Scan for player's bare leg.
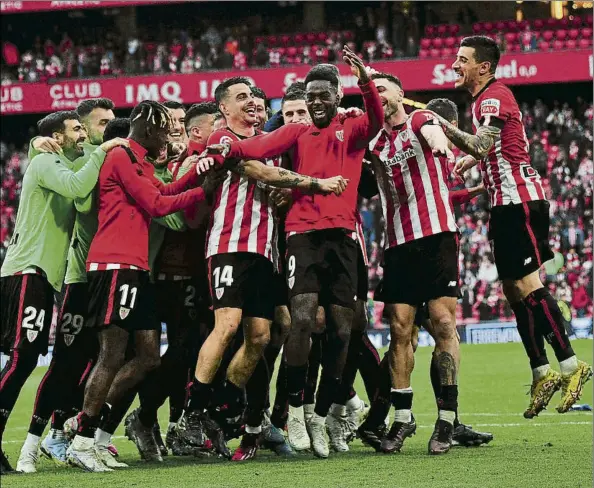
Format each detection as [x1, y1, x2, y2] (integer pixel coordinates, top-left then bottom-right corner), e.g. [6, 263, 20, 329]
[285, 293, 319, 452]
[427, 297, 458, 455]
[67, 327, 129, 472]
[381, 303, 417, 454]
[505, 271, 592, 417]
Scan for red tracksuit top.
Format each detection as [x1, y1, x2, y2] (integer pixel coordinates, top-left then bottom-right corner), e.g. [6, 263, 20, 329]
[87, 138, 205, 270]
[225, 80, 383, 234]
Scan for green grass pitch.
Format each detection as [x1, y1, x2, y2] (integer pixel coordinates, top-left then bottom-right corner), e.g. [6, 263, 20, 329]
[2, 341, 592, 488]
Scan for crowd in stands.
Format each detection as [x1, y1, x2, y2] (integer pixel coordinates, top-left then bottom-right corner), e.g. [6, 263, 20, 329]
[1, 97, 592, 326]
[2, 3, 593, 84]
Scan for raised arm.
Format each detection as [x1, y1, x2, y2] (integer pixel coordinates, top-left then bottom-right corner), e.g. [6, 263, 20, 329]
[225, 123, 307, 161]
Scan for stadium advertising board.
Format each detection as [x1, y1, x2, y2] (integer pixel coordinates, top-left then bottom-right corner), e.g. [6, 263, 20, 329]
[2, 50, 592, 115]
[0, 1, 188, 13]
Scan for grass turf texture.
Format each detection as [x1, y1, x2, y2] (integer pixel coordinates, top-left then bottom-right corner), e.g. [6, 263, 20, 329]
[2, 341, 592, 488]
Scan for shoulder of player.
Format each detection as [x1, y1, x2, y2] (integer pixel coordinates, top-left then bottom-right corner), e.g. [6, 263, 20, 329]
[207, 128, 239, 145]
[28, 152, 63, 171]
[480, 80, 517, 106]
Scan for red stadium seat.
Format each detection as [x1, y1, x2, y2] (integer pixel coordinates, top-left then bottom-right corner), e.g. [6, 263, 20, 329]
[432, 37, 444, 49]
[581, 27, 592, 39]
[440, 47, 453, 57]
[449, 24, 460, 36]
[552, 39, 564, 50]
[425, 25, 436, 37]
[541, 30, 554, 42]
[280, 34, 291, 46]
[532, 19, 545, 30]
[277, 47, 286, 56]
[317, 32, 328, 43]
[444, 36, 456, 48]
[343, 31, 355, 41]
[419, 49, 429, 59]
[559, 17, 570, 28]
[518, 20, 529, 31]
[483, 22, 494, 32]
[571, 16, 582, 27]
[472, 22, 483, 34]
[556, 29, 568, 41]
[578, 38, 590, 49]
[266, 35, 278, 46]
[568, 28, 580, 40]
[507, 20, 519, 31]
[495, 21, 506, 32]
[294, 33, 305, 45]
[420, 38, 432, 49]
[437, 24, 448, 36]
[538, 41, 550, 51]
[254, 36, 264, 45]
[587, 14, 593, 26]
[565, 39, 577, 50]
[287, 46, 297, 56]
[429, 48, 441, 58]
[545, 18, 558, 28]
[505, 32, 518, 43]
[305, 32, 317, 44]
[508, 43, 521, 52]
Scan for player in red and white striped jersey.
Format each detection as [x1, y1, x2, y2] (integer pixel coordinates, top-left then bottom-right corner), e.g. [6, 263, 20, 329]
[365, 72, 461, 455]
[442, 35, 591, 418]
[185, 77, 346, 461]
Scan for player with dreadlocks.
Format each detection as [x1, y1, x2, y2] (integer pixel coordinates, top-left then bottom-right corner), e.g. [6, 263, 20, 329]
[66, 100, 221, 472]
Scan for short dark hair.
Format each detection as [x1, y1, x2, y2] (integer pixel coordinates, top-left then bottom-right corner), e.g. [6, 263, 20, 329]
[214, 76, 252, 103]
[185, 102, 219, 130]
[103, 118, 130, 142]
[282, 89, 306, 106]
[76, 98, 115, 119]
[426, 98, 459, 124]
[130, 100, 173, 130]
[251, 86, 267, 101]
[37, 111, 80, 137]
[286, 81, 306, 94]
[370, 72, 403, 89]
[460, 36, 500, 73]
[304, 65, 339, 89]
[162, 101, 186, 111]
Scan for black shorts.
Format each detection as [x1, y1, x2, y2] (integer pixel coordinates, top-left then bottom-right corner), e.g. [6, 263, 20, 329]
[155, 277, 210, 346]
[0, 274, 54, 355]
[273, 272, 289, 308]
[208, 252, 275, 320]
[488, 200, 554, 281]
[286, 229, 358, 309]
[356, 246, 368, 302]
[53, 282, 98, 359]
[87, 269, 159, 331]
[381, 232, 460, 306]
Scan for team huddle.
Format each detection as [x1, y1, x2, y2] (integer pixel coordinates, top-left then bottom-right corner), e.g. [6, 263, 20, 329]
[0, 38, 591, 474]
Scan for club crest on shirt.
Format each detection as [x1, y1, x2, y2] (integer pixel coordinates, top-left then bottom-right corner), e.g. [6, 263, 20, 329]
[64, 334, 75, 347]
[216, 287, 224, 300]
[399, 130, 409, 142]
[336, 130, 344, 142]
[27, 330, 38, 342]
[288, 276, 295, 289]
[219, 136, 234, 146]
[119, 306, 130, 320]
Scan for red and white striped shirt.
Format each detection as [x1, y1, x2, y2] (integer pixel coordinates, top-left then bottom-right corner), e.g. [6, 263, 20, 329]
[471, 79, 545, 207]
[368, 110, 457, 249]
[206, 128, 280, 262]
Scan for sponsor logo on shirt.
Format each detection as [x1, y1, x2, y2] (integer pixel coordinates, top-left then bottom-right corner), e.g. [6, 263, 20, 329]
[385, 147, 416, 166]
[119, 306, 130, 320]
[520, 165, 538, 179]
[448, 281, 457, 287]
[524, 257, 532, 265]
[336, 130, 344, 142]
[480, 98, 501, 117]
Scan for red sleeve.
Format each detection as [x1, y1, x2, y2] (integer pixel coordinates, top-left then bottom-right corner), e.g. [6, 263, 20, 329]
[155, 166, 199, 195]
[449, 188, 473, 205]
[347, 80, 383, 150]
[410, 109, 440, 133]
[226, 124, 307, 160]
[113, 157, 205, 218]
